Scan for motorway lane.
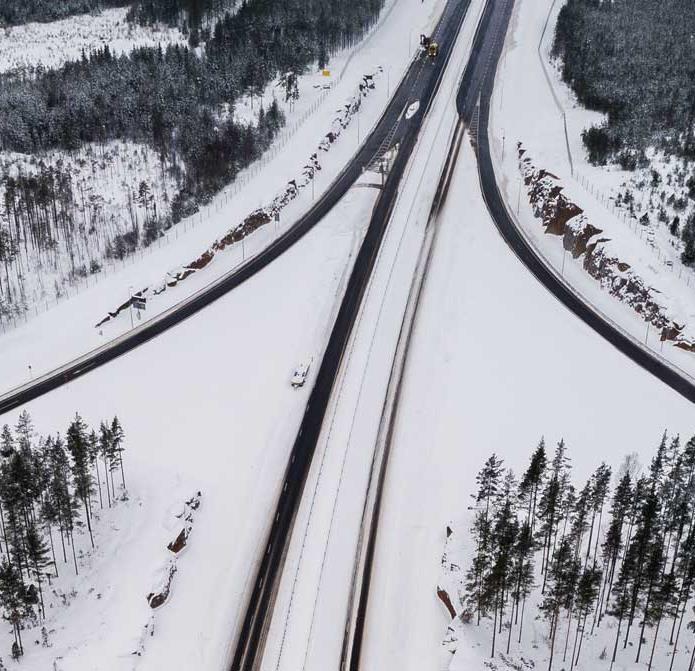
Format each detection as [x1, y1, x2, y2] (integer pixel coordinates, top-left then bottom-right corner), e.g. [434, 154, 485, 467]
[0, 4, 450, 418]
[227, 2, 473, 670]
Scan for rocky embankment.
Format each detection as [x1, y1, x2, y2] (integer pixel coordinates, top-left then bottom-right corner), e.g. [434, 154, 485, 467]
[519, 145, 695, 352]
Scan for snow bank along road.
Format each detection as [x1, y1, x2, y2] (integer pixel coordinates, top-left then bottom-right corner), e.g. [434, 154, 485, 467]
[227, 4, 474, 670]
[474, 2, 695, 404]
[0, 1, 449, 418]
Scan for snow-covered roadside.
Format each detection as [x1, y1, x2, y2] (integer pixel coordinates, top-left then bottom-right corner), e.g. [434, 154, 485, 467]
[0, 0, 445, 394]
[0, 7, 186, 76]
[260, 1, 486, 667]
[358, 137, 695, 671]
[490, 0, 695, 379]
[0, 181, 376, 670]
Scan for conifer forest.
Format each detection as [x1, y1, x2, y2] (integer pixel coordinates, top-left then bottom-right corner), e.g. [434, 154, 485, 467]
[464, 433, 695, 671]
[0, 411, 126, 661]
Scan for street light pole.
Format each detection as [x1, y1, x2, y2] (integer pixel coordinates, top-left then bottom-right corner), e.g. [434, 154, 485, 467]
[128, 286, 134, 329]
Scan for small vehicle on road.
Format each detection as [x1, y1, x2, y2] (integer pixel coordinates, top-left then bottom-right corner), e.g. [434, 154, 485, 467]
[419, 34, 439, 59]
[291, 359, 312, 388]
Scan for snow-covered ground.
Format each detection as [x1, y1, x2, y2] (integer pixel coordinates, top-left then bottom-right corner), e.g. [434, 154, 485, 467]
[0, 7, 186, 76]
[0, 140, 180, 312]
[0, 0, 442, 393]
[490, 0, 695, 379]
[358, 137, 695, 671]
[0, 179, 375, 670]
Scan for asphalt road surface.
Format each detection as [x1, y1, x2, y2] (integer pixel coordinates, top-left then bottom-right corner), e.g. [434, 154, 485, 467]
[227, 1, 473, 669]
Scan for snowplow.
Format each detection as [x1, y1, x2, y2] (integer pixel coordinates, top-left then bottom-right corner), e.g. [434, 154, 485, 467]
[419, 34, 439, 59]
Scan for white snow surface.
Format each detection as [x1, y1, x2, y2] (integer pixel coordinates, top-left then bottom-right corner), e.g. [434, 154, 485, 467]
[358, 139, 695, 671]
[0, 183, 375, 670]
[0, 7, 186, 76]
[490, 0, 695, 379]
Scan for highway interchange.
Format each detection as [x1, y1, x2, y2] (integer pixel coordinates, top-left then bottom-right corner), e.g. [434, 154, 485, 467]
[1, 0, 694, 669]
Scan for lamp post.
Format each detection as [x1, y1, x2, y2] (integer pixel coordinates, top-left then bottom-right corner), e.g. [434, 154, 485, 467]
[128, 286, 134, 329]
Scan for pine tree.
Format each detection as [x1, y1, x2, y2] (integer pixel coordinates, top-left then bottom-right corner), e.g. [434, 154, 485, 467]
[537, 440, 571, 590]
[518, 439, 547, 533]
[48, 435, 79, 575]
[484, 469, 518, 658]
[540, 536, 580, 671]
[596, 471, 632, 628]
[623, 489, 662, 652]
[668, 521, 695, 671]
[571, 564, 602, 666]
[24, 522, 50, 619]
[67, 414, 94, 548]
[110, 416, 126, 491]
[585, 463, 611, 569]
[88, 430, 103, 510]
[0, 559, 25, 657]
[509, 520, 535, 651]
[99, 422, 113, 508]
[0, 426, 13, 458]
[646, 570, 677, 670]
[467, 455, 503, 624]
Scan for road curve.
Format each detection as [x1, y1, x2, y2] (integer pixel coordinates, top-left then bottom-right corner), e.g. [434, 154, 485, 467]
[0, 4, 452, 418]
[475, 3, 695, 404]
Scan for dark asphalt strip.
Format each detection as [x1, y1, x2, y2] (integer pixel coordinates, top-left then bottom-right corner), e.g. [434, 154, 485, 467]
[228, 2, 473, 669]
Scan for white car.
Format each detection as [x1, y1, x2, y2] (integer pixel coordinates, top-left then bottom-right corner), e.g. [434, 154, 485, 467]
[291, 359, 312, 388]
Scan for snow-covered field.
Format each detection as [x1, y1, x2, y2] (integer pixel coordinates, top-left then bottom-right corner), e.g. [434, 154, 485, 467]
[359, 139, 695, 671]
[0, 179, 375, 670]
[490, 0, 695, 379]
[0, 7, 186, 76]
